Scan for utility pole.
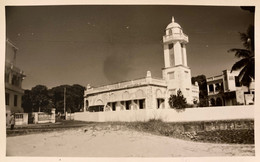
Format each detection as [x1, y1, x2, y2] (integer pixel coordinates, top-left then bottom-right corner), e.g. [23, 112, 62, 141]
[64, 87, 66, 119]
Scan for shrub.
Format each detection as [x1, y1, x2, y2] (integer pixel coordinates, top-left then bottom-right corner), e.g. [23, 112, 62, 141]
[168, 89, 188, 109]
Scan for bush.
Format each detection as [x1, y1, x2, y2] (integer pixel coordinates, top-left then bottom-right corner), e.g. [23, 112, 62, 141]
[168, 89, 188, 109]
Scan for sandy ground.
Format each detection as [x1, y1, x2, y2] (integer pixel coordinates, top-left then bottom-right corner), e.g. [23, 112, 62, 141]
[6, 126, 255, 157]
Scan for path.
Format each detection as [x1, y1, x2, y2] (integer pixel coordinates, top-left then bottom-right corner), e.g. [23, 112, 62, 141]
[6, 126, 255, 157]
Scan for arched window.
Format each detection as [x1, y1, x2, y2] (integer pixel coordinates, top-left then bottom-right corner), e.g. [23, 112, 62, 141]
[210, 98, 216, 106]
[216, 97, 223, 106]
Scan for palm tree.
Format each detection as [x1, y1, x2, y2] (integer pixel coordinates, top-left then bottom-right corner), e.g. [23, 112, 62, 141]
[228, 25, 254, 87]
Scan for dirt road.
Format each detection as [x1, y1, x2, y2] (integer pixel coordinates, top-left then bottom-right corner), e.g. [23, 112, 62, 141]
[6, 126, 255, 157]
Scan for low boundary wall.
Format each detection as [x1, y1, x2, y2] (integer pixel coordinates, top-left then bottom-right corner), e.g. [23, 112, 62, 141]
[74, 105, 254, 122]
[14, 113, 28, 125]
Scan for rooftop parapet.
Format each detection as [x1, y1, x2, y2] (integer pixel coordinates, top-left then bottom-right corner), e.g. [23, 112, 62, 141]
[206, 74, 223, 82]
[85, 77, 166, 96]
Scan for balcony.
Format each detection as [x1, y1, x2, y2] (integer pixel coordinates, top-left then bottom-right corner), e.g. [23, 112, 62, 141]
[163, 33, 189, 43]
[5, 61, 25, 76]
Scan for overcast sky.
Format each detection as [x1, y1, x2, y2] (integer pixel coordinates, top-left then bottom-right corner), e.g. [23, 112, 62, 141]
[5, 5, 254, 90]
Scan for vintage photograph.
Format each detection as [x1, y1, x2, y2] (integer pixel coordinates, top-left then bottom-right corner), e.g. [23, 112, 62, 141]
[4, 5, 255, 157]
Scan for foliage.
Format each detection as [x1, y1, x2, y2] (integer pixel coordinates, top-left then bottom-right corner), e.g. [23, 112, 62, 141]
[228, 25, 254, 87]
[127, 119, 182, 138]
[191, 75, 209, 107]
[49, 84, 86, 113]
[168, 89, 187, 109]
[195, 129, 254, 144]
[127, 119, 254, 144]
[22, 90, 33, 113]
[22, 84, 85, 113]
[30, 85, 51, 112]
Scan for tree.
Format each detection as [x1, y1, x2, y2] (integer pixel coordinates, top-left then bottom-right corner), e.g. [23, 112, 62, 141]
[168, 89, 187, 109]
[191, 75, 209, 107]
[228, 25, 254, 87]
[22, 89, 33, 113]
[30, 85, 51, 112]
[49, 84, 86, 113]
[71, 84, 86, 112]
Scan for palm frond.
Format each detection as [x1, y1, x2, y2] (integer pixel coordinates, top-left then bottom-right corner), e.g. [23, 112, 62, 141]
[228, 48, 251, 58]
[239, 33, 250, 49]
[237, 65, 247, 82]
[231, 58, 248, 72]
[246, 59, 255, 79]
[237, 62, 254, 86]
[239, 33, 249, 49]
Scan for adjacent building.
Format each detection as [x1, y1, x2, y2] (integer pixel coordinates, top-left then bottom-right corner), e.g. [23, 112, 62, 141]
[84, 17, 199, 112]
[5, 39, 26, 121]
[207, 70, 254, 106]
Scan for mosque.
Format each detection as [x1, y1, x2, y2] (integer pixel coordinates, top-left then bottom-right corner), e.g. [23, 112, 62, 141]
[84, 17, 200, 112]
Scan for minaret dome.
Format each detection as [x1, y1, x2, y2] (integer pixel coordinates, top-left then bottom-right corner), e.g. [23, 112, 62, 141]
[165, 16, 183, 35]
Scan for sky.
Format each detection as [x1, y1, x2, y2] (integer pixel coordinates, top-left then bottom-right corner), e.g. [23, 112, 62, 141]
[5, 5, 254, 90]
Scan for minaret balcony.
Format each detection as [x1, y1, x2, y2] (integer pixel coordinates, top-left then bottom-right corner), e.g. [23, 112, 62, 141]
[163, 33, 189, 43]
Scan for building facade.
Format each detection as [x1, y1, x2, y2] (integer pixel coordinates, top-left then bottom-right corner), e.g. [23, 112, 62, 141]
[5, 39, 26, 120]
[207, 70, 254, 106]
[84, 17, 199, 112]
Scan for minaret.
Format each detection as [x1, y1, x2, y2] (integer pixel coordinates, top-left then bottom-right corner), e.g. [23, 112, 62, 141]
[162, 17, 193, 105]
[163, 16, 188, 68]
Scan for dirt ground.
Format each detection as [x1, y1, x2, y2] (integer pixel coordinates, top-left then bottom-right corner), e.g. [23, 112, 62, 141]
[6, 126, 255, 157]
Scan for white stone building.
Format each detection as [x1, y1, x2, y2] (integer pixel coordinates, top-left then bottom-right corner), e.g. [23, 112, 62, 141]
[5, 39, 26, 123]
[84, 17, 199, 112]
[207, 70, 254, 106]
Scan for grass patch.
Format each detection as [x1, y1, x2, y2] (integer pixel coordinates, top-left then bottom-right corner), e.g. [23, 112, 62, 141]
[126, 119, 188, 139]
[125, 119, 254, 144]
[195, 129, 254, 144]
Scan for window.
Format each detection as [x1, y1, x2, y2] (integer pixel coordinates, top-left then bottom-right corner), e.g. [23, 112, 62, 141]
[157, 98, 165, 109]
[215, 83, 220, 91]
[210, 98, 216, 106]
[11, 74, 20, 86]
[139, 99, 145, 109]
[12, 74, 16, 85]
[168, 43, 173, 49]
[112, 102, 116, 111]
[209, 84, 214, 92]
[14, 95, 18, 107]
[168, 29, 172, 35]
[5, 93, 9, 105]
[85, 100, 89, 111]
[125, 101, 131, 110]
